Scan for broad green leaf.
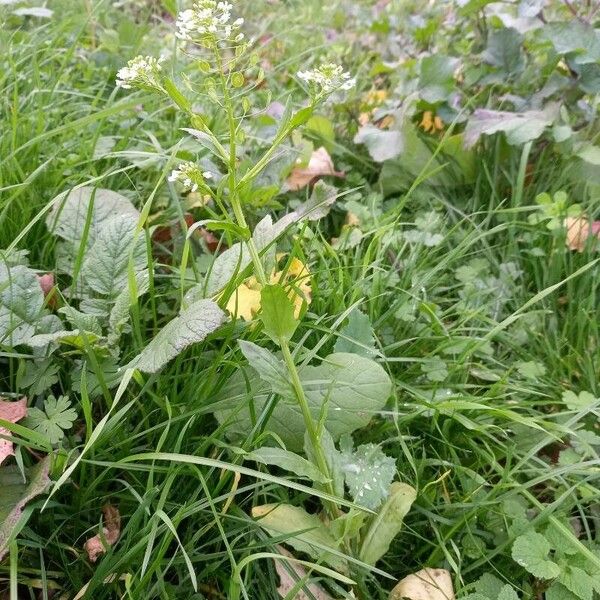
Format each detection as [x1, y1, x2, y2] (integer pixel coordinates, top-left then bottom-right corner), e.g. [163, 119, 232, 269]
[498, 585, 520, 600]
[474, 573, 507, 598]
[418, 55, 460, 103]
[294, 181, 338, 221]
[238, 340, 293, 397]
[251, 503, 343, 570]
[339, 440, 396, 510]
[0, 457, 50, 560]
[421, 356, 448, 382]
[130, 299, 225, 373]
[215, 352, 392, 451]
[558, 566, 595, 600]
[108, 270, 150, 344]
[516, 360, 546, 379]
[562, 390, 598, 410]
[546, 583, 583, 600]
[81, 216, 146, 298]
[359, 482, 416, 565]
[483, 27, 524, 75]
[543, 21, 600, 65]
[259, 284, 298, 343]
[247, 446, 330, 484]
[576, 145, 600, 166]
[25, 395, 76, 445]
[0, 263, 45, 347]
[464, 104, 559, 148]
[511, 530, 560, 579]
[46, 187, 139, 247]
[25, 330, 103, 349]
[334, 309, 376, 356]
[59, 306, 102, 335]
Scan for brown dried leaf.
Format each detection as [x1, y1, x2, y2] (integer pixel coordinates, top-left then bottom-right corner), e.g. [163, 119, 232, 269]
[565, 217, 600, 252]
[286, 147, 343, 192]
[0, 398, 27, 465]
[389, 568, 454, 600]
[84, 504, 121, 562]
[275, 546, 334, 600]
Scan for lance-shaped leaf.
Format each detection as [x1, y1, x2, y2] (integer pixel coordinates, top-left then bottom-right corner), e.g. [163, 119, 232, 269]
[247, 446, 330, 484]
[238, 340, 294, 398]
[0, 457, 51, 560]
[130, 299, 226, 373]
[359, 482, 417, 565]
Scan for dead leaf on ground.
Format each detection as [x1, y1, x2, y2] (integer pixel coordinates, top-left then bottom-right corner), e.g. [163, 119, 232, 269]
[274, 546, 334, 600]
[0, 397, 27, 465]
[84, 504, 121, 562]
[389, 568, 455, 600]
[286, 147, 343, 191]
[565, 217, 600, 252]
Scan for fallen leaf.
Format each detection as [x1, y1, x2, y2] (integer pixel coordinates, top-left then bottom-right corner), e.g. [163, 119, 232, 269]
[275, 545, 334, 599]
[0, 398, 27, 465]
[84, 504, 121, 562]
[389, 568, 454, 600]
[226, 280, 262, 321]
[286, 147, 343, 191]
[565, 217, 600, 252]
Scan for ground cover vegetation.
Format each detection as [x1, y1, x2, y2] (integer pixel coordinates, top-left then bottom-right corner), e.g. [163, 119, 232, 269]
[1, 0, 600, 598]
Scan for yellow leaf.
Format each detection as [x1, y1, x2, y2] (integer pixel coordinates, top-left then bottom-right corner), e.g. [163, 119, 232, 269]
[389, 568, 454, 600]
[226, 283, 262, 321]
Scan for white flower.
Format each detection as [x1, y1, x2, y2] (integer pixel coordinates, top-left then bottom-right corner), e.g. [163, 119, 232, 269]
[297, 63, 355, 98]
[116, 55, 163, 91]
[168, 162, 212, 192]
[175, 0, 244, 45]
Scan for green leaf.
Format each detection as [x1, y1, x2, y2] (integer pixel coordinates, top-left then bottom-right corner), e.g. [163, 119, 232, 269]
[354, 125, 403, 163]
[418, 55, 460, 103]
[483, 27, 524, 75]
[238, 340, 293, 397]
[334, 309, 376, 357]
[247, 446, 330, 484]
[81, 216, 146, 298]
[516, 360, 547, 379]
[474, 573, 507, 598]
[305, 427, 345, 497]
[546, 583, 583, 600]
[498, 585, 520, 600]
[559, 566, 595, 600]
[421, 356, 448, 382]
[294, 181, 338, 221]
[562, 391, 598, 411]
[576, 145, 600, 166]
[0, 263, 45, 347]
[251, 503, 343, 570]
[215, 352, 392, 451]
[130, 299, 225, 373]
[511, 530, 561, 579]
[465, 104, 559, 148]
[46, 187, 140, 248]
[359, 482, 417, 565]
[259, 284, 298, 343]
[59, 306, 102, 336]
[25, 395, 76, 445]
[339, 442, 396, 510]
[0, 457, 50, 560]
[108, 270, 150, 345]
[543, 21, 600, 65]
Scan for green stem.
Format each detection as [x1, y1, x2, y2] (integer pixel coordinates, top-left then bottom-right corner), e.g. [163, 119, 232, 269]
[280, 338, 340, 517]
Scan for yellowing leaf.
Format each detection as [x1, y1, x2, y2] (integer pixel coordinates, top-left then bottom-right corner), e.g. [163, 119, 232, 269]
[286, 147, 342, 191]
[226, 282, 262, 321]
[420, 111, 444, 134]
[0, 397, 27, 465]
[389, 568, 455, 600]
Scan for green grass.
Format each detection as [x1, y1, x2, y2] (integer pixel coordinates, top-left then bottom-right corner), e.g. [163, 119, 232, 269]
[1, 1, 599, 599]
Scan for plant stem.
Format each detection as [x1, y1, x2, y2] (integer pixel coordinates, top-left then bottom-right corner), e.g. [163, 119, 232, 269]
[280, 338, 340, 517]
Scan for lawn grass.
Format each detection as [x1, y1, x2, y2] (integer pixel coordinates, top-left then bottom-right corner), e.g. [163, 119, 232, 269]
[1, 1, 599, 599]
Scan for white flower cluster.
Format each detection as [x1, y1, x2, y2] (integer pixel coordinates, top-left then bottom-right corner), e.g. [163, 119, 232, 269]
[175, 1, 244, 45]
[297, 63, 355, 97]
[116, 55, 163, 90]
[168, 162, 212, 192]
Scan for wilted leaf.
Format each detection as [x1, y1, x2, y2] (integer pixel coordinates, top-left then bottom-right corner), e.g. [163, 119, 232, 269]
[0, 457, 50, 560]
[252, 503, 343, 570]
[130, 300, 226, 373]
[84, 504, 121, 562]
[564, 217, 600, 252]
[360, 482, 417, 566]
[274, 546, 334, 599]
[464, 104, 559, 148]
[286, 147, 343, 191]
[389, 568, 454, 600]
[0, 398, 27, 465]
